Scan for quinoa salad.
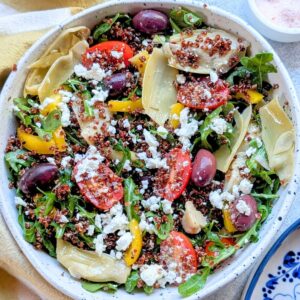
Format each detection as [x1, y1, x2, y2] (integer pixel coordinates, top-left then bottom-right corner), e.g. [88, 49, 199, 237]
[5, 7, 295, 297]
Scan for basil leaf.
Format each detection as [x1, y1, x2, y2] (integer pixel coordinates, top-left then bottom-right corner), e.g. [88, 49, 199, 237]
[124, 178, 142, 221]
[5, 149, 35, 173]
[81, 281, 118, 293]
[178, 267, 210, 297]
[154, 214, 173, 240]
[240, 52, 277, 88]
[42, 109, 61, 132]
[93, 13, 131, 40]
[125, 270, 139, 293]
[169, 7, 203, 31]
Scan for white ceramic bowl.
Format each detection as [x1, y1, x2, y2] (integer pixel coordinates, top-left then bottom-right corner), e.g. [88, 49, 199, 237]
[246, 0, 300, 43]
[0, 1, 299, 299]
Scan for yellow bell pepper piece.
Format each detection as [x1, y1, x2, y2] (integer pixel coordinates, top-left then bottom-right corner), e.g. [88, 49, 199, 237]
[108, 99, 143, 113]
[236, 90, 264, 104]
[129, 50, 149, 75]
[40, 94, 62, 116]
[223, 210, 236, 233]
[169, 103, 184, 128]
[18, 127, 67, 154]
[124, 219, 142, 266]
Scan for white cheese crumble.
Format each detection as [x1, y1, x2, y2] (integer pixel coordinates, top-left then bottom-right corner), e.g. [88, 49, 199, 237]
[245, 146, 257, 157]
[74, 146, 105, 182]
[89, 87, 109, 105]
[139, 213, 155, 234]
[61, 156, 72, 168]
[174, 108, 199, 150]
[111, 119, 118, 126]
[140, 264, 166, 287]
[142, 196, 161, 212]
[137, 124, 143, 131]
[95, 214, 102, 230]
[59, 215, 69, 223]
[107, 124, 116, 135]
[209, 70, 219, 83]
[161, 199, 173, 214]
[239, 178, 253, 194]
[39, 97, 55, 111]
[74, 63, 110, 81]
[58, 102, 71, 127]
[176, 74, 186, 84]
[209, 189, 235, 209]
[86, 225, 95, 236]
[210, 117, 228, 135]
[15, 196, 27, 207]
[143, 129, 159, 148]
[94, 234, 106, 255]
[139, 179, 149, 195]
[115, 232, 133, 251]
[236, 199, 251, 216]
[123, 119, 130, 128]
[157, 126, 168, 139]
[123, 159, 132, 171]
[46, 157, 56, 165]
[111, 51, 123, 59]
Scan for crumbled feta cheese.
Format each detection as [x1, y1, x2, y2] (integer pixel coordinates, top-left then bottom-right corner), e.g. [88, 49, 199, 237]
[143, 129, 159, 147]
[210, 70, 219, 83]
[210, 117, 228, 135]
[239, 178, 253, 194]
[174, 108, 199, 150]
[139, 180, 149, 195]
[236, 199, 251, 216]
[15, 196, 27, 207]
[95, 214, 102, 229]
[74, 63, 110, 81]
[142, 196, 161, 212]
[161, 199, 173, 214]
[209, 189, 235, 209]
[203, 89, 212, 99]
[111, 119, 118, 126]
[86, 225, 95, 236]
[245, 146, 257, 157]
[74, 153, 84, 162]
[123, 119, 130, 128]
[39, 97, 55, 111]
[58, 102, 71, 127]
[46, 157, 56, 165]
[58, 90, 73, 103]
[116, 232, 133, 251]
[107, 125, 116, 135]
[94, 234, 106, 255]
[89, 87, 109, 104]
[61, 156, 72, 168]
[139, 213, 155, 234]
[137, 124, 143, 131]
[59, 215, 69, 223]
[158, 270, 177, 288]
[137, 151, 168, 170]
[123, 160, 132, 171]
[157, 126, 168, 139]
[142, 39, 149, 46]
[140, 264, 166, 286]
[74, 146, 105, 181]
[176, 74, 186, 84]
[111, 51, 123, 59]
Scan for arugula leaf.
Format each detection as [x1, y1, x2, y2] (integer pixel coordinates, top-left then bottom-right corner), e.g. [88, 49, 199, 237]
[13, 97, 37, 127]
[93, 13, 131, 40]
[125, 270, 139, 293]
[5, 149, 35, 174]
[37, 190, 57, 216]
[65, 78, 87, 92]
[81, 281, 118, 293]
[124, 178, 142, 221]
[82, 91, 94, 117]
[42, 109, 61, 132]
[154, 214, 173, 240]
[240, 52, 277, 88]
[143, 285, 154, 295]
[169, 7, 203, 32]
[113, 140, 132, 175]
[51, 222, 66, 239]
[178, 267, 210, 297]
[35, 222, 56, 257]
[66, 194, 79, 218]
[226, 66, 251, 86]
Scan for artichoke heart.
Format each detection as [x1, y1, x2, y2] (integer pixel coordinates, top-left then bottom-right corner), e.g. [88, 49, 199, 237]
[163, 28, 249, 74]
[56, 239, 131, 284]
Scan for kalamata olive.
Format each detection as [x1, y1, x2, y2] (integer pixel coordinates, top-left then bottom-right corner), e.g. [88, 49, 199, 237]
[191, 149, 216, 187]
[18, 163, 58, 194]
[133, 10, 169, 34]
[229, 195, 258, 232]
[104, 72, 127, 96]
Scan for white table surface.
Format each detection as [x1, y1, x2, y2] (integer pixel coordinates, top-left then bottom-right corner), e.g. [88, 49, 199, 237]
[205, 0, 300, 299]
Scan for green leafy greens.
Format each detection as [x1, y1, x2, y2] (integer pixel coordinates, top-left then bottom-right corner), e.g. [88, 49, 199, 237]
[124, 178, 142, 221]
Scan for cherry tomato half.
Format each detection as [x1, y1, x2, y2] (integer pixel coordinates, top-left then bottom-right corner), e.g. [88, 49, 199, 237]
[177, 77, 230, 110]
[156, 148, 192, 201]
[73, 161, 123, 211]
[82, 41, 134, 68]
[159, 231, 198, 277]
[205, 237, 235, 257]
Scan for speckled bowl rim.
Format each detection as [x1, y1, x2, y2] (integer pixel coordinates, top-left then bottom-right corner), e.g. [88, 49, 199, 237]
[0, 0, 299, 299]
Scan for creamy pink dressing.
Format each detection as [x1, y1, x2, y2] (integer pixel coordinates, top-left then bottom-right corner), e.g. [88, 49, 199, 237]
[255, 0, 300, 28]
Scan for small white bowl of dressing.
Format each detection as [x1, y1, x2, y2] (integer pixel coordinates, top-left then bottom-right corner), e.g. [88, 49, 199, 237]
[247, 0, 300, 42]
